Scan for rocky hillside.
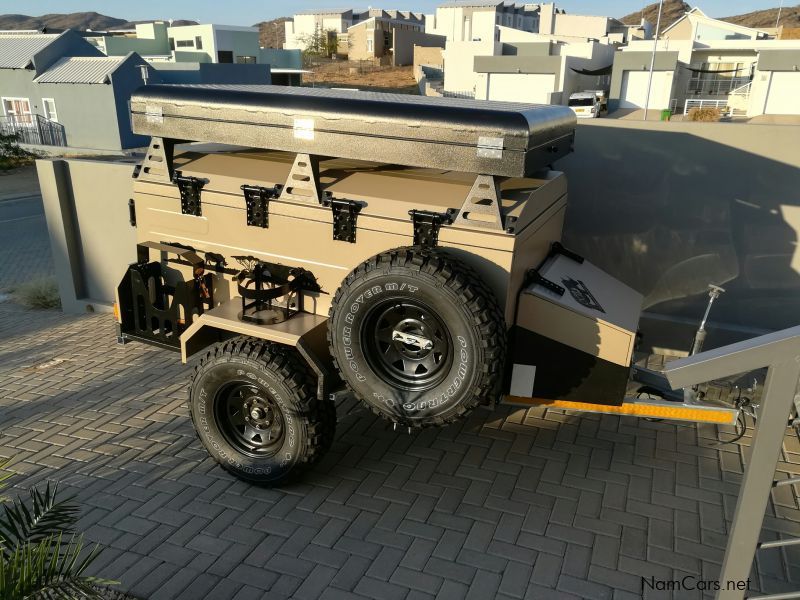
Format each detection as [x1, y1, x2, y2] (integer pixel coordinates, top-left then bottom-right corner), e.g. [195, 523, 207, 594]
[0, 12, 196, 31]
[620, 0, 691, 27]
[252, 17, 291, 49]
[722, 5, 800, 29]
[621, 1, 800, 30]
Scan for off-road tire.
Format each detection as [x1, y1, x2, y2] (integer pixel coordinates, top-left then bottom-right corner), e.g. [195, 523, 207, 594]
[189, 337, 335, 485]
[328, 247, 506, 427]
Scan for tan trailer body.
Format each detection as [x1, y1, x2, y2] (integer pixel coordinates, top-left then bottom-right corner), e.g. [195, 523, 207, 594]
[132, 148, 568, 325]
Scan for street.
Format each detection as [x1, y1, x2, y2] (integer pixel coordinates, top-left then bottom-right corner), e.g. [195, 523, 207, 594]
[0, 167, 53, 290]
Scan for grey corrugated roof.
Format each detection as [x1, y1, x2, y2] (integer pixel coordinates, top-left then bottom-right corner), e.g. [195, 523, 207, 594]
[0, 33, 59, 69]
[34, 56, 126, 84]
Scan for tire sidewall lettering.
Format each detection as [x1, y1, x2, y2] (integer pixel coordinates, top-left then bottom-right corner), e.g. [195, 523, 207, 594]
[335, 274, 481, 422]
[192, 361, 302, 480]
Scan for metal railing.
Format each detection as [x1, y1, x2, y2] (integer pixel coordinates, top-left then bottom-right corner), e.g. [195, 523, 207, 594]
[683, 98, 729, 115]
[729, 81, 752, 98]
[442, 89, 476, 99]
[0, 114, 66, 147]
[687, 76, 751, 97]
[664, 325, 800, 599]
[420, 65, 443, 81]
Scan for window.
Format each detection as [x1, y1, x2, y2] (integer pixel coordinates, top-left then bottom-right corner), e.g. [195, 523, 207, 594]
[366, 38, 374, 53]
[168, 37, 174, 50]
[235, 55, 256, 64]
[217, 50, 234, 63]
[176, 39, 194, 48]
[195, 36, 203, 49]
[41, 98, 58, 123]
[1, 97, 32, 124]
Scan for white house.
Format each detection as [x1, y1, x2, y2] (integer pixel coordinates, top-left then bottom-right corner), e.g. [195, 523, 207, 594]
[166, 24, 260, 64]
[284, 9, 355, 52]
[611, 8, 800, 117]
[474, 28, 615, 103]
[425, 1, 539, 43]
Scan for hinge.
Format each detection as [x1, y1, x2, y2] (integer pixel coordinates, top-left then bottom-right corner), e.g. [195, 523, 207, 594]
[128, 198, 136, 227]
[173, 171, 205, 217]
[323, 194, 361, 243]
[409, 209, 455, 247]
[241, 184, 282, 229]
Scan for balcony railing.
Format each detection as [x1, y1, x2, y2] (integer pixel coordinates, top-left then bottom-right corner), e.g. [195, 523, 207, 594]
[0, 114, 66, 147]
[687, 76, 751, 98]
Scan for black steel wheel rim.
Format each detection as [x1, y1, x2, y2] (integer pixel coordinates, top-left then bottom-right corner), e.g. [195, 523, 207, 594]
[215, 382, 285, 457]
[362, 298, 453, 391]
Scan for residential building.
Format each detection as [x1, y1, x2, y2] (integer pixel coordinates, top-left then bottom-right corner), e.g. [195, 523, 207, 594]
[86, 21, 172, 58]
[610, 8, 800, 117]
[284, 7, 426, 59]
[425, 1, 539, 43]
[167, 24, 261, 64]
[471, 28, 615, 103]
[284, 9, 355, 52]
[86, 20, 300, 78]
[662, 7, 768, 42]
[537, 4, 634, 44]
[0, 30, 272, 152]
[0, 31, 155, 150]
[347, 16, 444, 65]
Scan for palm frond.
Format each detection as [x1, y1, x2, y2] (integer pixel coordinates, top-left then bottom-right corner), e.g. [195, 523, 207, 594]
[0, 483, 79, 552]
[0, 533, 115, 600]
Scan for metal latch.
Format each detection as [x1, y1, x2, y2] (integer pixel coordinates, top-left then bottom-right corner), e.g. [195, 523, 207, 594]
[241, 184, 283, 229]
[128, 199, 136, 227]
[323, 195, 361, 243]
[409, 209, 454, 247]
[173, 171, 205, 217]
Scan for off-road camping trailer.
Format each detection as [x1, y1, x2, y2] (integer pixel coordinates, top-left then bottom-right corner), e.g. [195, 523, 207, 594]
[115, 84, 739, 485]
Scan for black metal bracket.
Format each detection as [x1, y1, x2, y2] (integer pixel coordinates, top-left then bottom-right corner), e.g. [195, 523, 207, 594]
[322, 194, 361, 243]
[205, 252, 227, 273]
[525, 268, 565, 297]
[547, 241, 584, 264]
[173, 171, 205, 217]
[241, 184, 282, 229]
[409, 209, 455, 247]
[232, 256, 322, 324]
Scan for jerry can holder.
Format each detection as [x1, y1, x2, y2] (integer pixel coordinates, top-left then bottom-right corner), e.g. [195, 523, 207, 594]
[116, 242, 214, 350]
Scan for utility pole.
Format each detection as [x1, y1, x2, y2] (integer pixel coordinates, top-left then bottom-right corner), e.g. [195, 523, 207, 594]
[643, 0, 665, 121]
[776, 0, 784, 29]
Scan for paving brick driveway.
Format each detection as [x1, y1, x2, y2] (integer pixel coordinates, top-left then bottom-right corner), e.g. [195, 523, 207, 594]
[1, 170, 800, 599]
[1, 299, 800, 600]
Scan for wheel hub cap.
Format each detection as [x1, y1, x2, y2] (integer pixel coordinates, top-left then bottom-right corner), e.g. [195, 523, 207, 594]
[216, 384, 285, 457]
[392, 329, 434, 351]
[364, 300, 453, 391]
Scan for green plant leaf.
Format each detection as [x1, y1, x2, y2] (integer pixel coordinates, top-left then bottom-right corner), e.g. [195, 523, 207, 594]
[0, 533, 114, 600]
[0, 483, 79, 557]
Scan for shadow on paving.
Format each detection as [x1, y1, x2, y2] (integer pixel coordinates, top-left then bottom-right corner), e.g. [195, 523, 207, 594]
[1, 302, 800, 600]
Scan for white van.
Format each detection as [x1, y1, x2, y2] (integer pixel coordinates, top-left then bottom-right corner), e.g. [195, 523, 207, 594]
[568, 91, 606, 118]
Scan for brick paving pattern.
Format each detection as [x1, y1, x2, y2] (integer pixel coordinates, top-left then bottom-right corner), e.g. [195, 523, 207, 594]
[1, 168, 799, 599]
[2, 299, 800, 600]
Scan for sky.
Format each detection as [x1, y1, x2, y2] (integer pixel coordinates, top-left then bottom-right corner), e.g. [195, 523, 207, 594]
[4, 0, 790, 26]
